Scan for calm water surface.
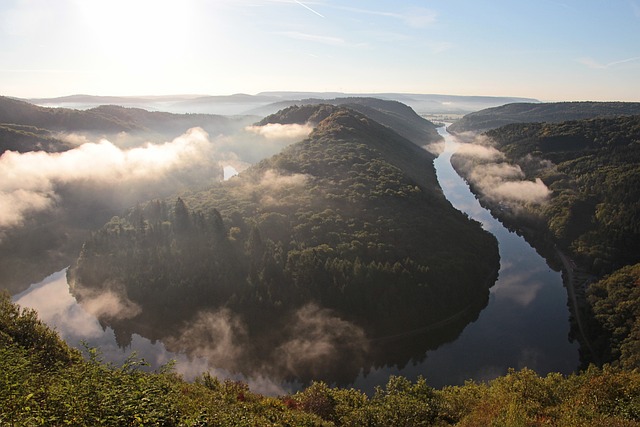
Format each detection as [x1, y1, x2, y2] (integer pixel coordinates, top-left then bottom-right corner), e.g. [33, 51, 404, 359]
[13, 126, 579, 392]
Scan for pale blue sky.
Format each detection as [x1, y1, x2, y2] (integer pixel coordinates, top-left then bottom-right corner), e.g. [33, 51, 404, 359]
[1, 0, 638, 100]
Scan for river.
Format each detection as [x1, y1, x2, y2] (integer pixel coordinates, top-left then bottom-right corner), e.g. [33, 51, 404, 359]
[12, 125, 579, 392]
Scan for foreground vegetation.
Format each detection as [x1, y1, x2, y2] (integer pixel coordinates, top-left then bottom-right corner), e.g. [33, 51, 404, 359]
[3, 292, 640, 426]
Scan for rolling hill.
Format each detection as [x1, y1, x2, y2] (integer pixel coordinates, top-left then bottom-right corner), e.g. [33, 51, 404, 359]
[448, 101, 640, 134]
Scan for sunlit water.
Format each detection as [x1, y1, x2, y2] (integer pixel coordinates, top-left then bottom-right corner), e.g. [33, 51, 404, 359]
[13, 126, 579, 392]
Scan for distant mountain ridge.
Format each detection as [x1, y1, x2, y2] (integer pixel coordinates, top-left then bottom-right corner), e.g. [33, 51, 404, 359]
[448, 101, 640, 133]
[0, 96, 134, 133]
[0, 96, 252, 153]
[255, 98, 441, 145]
[26, 92, 539, 115]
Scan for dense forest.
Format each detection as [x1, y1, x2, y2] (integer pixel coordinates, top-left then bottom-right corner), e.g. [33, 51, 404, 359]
[0, 123, 73, 153]
[448, 101, 640, 134]
[481, 115, 640, 275]
[69, 105, 499, 384]
[448, 114, 640, 369]
[252, 97, 442, 145]
[3, 292, 640, 426]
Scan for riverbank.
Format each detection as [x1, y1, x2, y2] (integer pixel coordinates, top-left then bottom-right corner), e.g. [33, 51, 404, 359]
[445, 126, 596, 368]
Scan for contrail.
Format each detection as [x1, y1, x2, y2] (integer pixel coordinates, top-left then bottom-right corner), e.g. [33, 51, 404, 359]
[294, 0, 325, 18]
[607, 56, 640, 67]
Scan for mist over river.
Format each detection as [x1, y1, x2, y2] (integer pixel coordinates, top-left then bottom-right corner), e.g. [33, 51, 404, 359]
[12, 126, 579, 393]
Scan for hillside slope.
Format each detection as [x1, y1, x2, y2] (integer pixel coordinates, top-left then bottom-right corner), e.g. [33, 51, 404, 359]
[0, 123, 72, 153]
[0, 96, 134, 133]
[0, 96, 250, 146]
[448, 101, 640, 134]
[252, 97, 442, 145]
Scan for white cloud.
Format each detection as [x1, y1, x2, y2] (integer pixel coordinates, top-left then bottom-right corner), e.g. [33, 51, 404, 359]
[275, 304, 368, 378]
[453, 136, 550, 206]
[0, 127, 216, 228]
[245, 122, 313, 140]
[456, 143, 504, 161]
[403, 7, 437, 28]
[492, 178, 551, 204]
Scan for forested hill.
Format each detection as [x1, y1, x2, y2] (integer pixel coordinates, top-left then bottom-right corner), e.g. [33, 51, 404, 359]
[256, 104, 441, 191]
[482, 115, 640, 275]
[254, 97, 442, 145]
[0, 96, 249, 152]
[448, 101, 640, 134]
[0, 96, 135, 133]
[84, 104, 248, 138]
[69, 105, 499, 384]
[0, 123, 73, 153]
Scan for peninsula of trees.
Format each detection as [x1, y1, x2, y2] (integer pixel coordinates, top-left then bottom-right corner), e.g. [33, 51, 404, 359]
[69, 105, 499, 384]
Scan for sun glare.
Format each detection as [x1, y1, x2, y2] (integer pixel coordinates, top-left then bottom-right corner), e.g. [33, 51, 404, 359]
[76, 0, 194, 69]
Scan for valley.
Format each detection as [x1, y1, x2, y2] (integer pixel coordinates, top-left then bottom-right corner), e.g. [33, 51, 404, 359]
[2, 94, 640, 425]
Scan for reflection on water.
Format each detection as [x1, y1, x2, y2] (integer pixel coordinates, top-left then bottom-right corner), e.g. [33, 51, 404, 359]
[394, 127, 579, 387]
[12, 269, 291, 395]
[13, 270, 203, 374]
[13, 126, 579, 392]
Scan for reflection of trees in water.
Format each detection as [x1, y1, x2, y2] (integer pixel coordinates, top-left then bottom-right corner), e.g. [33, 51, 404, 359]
[83, 284, 492, 387]
[69, 191, 498, 385]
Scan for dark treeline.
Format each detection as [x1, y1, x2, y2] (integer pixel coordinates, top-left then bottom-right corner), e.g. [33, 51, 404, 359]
[69, 105, 499, 384]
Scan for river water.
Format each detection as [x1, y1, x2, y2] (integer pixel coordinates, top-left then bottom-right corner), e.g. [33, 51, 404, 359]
[12, 126, 579, 392]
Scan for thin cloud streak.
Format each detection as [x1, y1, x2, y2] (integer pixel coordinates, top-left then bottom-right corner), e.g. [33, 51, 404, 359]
[425, 40, 453, 54]
[294, 0, 325, 18]
[331, 5, 437, 28]
[577, 56, 640, 69]
[274, 31, 367, 48]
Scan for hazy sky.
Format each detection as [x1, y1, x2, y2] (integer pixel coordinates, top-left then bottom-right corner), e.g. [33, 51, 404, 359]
[1, 0, 639, 101]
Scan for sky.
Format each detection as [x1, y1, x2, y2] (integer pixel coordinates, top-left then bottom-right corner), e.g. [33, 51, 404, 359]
[1, 0, 639, 101]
